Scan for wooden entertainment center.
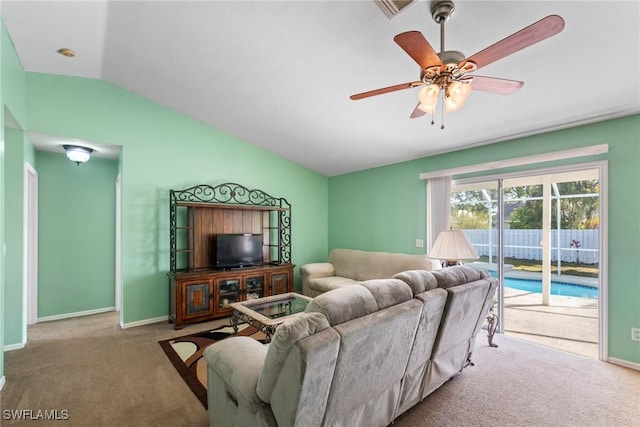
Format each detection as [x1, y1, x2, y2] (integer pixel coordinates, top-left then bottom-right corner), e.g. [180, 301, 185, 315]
[167, 183, 293, 329]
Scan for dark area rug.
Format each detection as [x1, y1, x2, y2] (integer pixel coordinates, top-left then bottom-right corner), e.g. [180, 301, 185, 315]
[159, 323, 264, 408]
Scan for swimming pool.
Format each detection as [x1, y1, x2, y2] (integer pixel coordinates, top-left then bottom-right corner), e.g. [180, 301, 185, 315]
[503, 277, 598, 299]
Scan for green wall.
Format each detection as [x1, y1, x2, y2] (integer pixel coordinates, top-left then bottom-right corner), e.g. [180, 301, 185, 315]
[36, 151, 118, 317]
[329, 159, 428, 253]
[328, 115, 640, 364]
[24, 73, 329, 325]
[3, 127, 25, 344]
[1, 19, 28, 384]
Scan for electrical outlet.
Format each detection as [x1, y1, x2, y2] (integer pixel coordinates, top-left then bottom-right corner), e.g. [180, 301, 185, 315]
[632, 328, 640, 342]
[415, 239, 424, 248]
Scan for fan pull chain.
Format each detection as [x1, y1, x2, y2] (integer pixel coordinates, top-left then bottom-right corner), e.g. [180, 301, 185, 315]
[427, 85, 446, 129]
[440, 87, 445, 129]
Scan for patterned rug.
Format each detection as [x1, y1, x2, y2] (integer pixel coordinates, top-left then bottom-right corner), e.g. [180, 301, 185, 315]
[159, 323, 265, 408]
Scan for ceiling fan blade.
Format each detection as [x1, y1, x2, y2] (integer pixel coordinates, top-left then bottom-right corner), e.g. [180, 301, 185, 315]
[410, 103, 426, 119]
[460, 15, 565, 71]
[394, 31, 443, 69]
[350, 81, 422, 100]
[470, 76, 524, 95]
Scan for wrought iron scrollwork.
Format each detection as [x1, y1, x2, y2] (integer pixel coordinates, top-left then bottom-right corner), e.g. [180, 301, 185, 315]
[486, 306, 499, 348]
[169, 183, 291, 272]
[172, 182, 283, 206]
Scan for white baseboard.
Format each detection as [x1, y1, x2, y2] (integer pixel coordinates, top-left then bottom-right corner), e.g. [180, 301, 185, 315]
[4, 341, 26, 352]
[0, 376, 5, 391]
[37, 306, 116, 323]
[608, 357, 640, 371]
[120, 315, 168, 329]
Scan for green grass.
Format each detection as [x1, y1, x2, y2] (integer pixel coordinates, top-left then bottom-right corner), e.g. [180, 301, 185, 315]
[477, 256, 599, 278]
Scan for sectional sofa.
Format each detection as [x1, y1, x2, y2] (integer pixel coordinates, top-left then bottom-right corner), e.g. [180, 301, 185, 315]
[203, 265, 497, 426]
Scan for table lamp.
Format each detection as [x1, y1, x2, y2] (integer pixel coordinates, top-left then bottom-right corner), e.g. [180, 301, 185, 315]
[428, 229, 479, 267]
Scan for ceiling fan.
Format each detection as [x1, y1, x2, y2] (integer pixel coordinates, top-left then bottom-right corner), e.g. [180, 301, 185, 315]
[350, 1, 565, 128]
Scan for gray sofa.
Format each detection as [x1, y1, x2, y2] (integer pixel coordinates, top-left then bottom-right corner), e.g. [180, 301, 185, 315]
[203, 265, 497, 427]
[300, 248, 442, 297]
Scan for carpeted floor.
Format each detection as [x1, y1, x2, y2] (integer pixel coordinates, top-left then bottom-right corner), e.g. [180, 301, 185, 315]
[2, 311, 639, 426]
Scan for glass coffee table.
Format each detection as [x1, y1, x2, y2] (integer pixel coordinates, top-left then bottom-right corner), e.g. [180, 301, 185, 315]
[230, 292, 312, 343]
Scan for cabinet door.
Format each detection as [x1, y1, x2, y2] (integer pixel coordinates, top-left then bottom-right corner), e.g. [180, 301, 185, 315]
[183, 279, 214, 319]
[245, 274, 266, 299]
[214, 277, 241, 315]
[268, 271, 290, 296]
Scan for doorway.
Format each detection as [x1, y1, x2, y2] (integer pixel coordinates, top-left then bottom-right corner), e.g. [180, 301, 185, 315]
[450, 164, 604, 359]
[24, 162, 38, 328]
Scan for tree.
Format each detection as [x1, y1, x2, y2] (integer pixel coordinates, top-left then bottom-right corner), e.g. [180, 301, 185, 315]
[507, 180, 599, 229]
[451, 180, 599, 230]
[450, 190, 492, 229]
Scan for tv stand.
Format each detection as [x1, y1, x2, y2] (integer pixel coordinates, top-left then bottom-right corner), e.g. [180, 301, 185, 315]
[168, 264, 294, 329]
[167, 183, 293, 329]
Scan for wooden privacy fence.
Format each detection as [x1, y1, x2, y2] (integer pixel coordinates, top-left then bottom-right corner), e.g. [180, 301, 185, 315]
[463, 229, 599, 264]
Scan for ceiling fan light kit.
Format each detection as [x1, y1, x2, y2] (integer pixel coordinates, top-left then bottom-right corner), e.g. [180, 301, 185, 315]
[351, 0, 565, 129]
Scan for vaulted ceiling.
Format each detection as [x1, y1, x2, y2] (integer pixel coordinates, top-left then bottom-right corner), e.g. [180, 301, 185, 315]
[2, 1, 639, 176]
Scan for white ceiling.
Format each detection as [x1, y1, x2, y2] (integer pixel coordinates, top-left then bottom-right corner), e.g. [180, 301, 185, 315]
[2, 1, 639, 175]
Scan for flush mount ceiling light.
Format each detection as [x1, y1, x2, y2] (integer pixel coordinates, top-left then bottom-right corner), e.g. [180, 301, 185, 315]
[350, 0, 564, 128]
[63, 145, 93, 165]
[56, 48, 75, 57]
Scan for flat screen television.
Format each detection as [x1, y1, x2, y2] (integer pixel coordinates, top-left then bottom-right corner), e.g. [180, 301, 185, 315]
[215, 233, 264, 269]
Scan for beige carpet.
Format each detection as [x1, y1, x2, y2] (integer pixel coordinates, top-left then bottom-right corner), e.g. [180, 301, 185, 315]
[2, 311, 638, 426]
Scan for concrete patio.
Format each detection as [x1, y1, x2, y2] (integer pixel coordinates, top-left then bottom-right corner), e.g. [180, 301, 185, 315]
[487, 270, 599, 359]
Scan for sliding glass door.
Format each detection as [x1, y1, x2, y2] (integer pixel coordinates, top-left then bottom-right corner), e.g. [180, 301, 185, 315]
[451, 166, 603, 359]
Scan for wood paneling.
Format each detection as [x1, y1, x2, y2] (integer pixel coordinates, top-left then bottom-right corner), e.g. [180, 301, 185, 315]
[191, 207, 266, 269]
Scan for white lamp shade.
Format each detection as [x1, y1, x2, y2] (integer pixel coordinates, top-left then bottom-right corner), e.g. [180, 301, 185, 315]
[428, 229, 479, 262]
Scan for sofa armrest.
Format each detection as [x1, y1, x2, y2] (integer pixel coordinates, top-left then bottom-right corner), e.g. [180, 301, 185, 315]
[427, 257, 443, 270]
[203, 336, 268, 410]
[300, 262, 335, 279]
[300, 262, 335, 296]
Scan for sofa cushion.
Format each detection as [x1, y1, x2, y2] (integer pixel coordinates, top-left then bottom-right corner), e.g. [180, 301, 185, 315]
[307, 276, 360, 294]
[329, 248, 438, 282]
[393, 270, 438, 295]
[305, 285, 378, 325]
[431, 264, 489, 289]
[269, 328, 341, 427]
[359, 279, 413, 310]
[323, 298, 423, 427]
[423, 278, 493, 397]
[395, 287, 448, 416]
[256, 312, 330, 403]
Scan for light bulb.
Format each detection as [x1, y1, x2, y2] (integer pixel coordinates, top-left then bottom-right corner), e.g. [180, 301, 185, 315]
[418, 84, 440, 107]
[445, 96, 464, 112]
[449, 81, 472, 105]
